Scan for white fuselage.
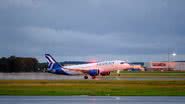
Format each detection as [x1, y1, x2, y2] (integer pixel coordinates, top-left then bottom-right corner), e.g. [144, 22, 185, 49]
[63, 60, 130, 75]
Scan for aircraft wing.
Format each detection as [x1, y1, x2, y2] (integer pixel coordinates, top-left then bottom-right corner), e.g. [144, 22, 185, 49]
[64, 68, 99, 74]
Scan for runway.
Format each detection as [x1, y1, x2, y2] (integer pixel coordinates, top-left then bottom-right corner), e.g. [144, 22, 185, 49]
[0, 73, 185, 80]
[0, 96, 185, 104]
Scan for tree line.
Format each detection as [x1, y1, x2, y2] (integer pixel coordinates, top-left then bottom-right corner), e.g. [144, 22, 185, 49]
[0, 56, 89, 72]
[0, 56, 43, 72]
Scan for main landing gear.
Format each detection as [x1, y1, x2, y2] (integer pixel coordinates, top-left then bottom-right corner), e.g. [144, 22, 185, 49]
[84, 75, 96, 79]
[84, 75, 88, 79]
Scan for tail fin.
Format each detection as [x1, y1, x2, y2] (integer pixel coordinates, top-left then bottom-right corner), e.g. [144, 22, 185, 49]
[45, 54, 62, 71]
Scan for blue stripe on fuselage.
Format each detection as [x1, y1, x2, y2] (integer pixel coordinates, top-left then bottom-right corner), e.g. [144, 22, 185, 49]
[52, 64, 70, 75]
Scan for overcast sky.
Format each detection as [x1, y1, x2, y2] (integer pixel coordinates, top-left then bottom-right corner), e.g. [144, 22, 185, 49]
[0, 0, 185, 62]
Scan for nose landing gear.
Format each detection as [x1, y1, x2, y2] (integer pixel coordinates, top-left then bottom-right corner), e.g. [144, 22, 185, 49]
[91, 76, 96, 79]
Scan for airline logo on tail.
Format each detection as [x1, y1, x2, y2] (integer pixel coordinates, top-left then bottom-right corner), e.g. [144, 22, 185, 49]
[45, 54, 62, 71]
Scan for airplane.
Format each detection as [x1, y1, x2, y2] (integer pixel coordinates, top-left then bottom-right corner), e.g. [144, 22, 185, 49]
[45, 54, 131, 79]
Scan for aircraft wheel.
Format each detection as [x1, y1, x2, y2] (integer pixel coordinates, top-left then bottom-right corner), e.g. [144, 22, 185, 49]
[84, 76, 88, 79]
[92, 76, 96, 79]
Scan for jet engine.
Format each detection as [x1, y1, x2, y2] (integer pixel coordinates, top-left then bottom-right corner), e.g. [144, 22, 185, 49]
[88, 69, 99, 76]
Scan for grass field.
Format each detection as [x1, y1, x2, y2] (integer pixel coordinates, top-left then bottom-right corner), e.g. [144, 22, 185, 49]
[0, 80, 185, 96]
[110, 72, 185, 78]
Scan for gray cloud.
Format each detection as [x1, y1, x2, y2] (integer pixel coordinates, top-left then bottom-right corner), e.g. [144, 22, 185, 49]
[0, 0, 185, 62]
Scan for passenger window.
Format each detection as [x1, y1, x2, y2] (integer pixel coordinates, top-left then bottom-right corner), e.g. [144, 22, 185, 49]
[120, 62, 124, 64]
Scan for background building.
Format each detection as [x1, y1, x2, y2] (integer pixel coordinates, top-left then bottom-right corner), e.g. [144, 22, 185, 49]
[144, 61, 185, 71]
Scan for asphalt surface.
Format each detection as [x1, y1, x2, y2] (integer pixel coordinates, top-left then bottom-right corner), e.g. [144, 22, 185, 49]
[0, 73, 185, 80]
[0, 96, 184, 104]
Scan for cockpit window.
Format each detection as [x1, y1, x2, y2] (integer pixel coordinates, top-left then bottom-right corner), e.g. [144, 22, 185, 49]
[120, 62, 125, 64]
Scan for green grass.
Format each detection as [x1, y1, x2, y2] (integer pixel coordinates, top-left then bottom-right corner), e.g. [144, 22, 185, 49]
[0, 80, 185, 96]
[110, 72, 185, 78]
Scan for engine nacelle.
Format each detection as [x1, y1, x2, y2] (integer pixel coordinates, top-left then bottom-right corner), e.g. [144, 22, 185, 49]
[100, 72, 110, 76]
[88, 69, 99, 76]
